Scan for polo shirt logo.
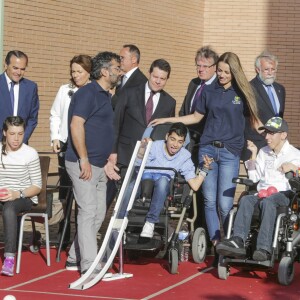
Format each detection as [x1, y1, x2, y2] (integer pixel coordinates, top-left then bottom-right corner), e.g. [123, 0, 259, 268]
[232, 96, 241, 104]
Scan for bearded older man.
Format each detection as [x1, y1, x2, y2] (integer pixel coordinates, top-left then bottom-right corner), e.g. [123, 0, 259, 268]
[241, 51, 286, 161]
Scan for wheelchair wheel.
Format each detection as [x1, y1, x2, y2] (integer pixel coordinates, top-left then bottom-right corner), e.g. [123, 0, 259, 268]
[192, 227, 207, 263]
[217, 255, 230, 280]
[169, 248, 179, 274]
[278, 256, 295, 285]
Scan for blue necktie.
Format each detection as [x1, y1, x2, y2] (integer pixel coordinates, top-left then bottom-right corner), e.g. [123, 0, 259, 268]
[267, 85, 278, 115]
[10, 82, 15, 113]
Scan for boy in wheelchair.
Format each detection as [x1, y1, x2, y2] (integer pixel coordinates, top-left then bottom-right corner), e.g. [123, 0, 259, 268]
[121, 122, 212, 239]
[217, 117, 300, 261]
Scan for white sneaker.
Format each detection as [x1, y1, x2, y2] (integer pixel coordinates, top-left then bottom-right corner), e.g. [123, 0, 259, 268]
[140, 221, 155, 238]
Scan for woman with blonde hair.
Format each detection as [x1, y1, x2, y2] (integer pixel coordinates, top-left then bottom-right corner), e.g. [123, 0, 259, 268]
[150, 52, 260, 266]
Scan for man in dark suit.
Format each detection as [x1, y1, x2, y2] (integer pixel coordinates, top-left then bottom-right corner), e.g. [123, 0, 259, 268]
[178, 46, 219, 250]
[179, 46, 219, 161]
[111, 59, 176, 167]
[242, 51, 285, 161]
[0, 50, 39, 143]
[111, 44, 147, 110]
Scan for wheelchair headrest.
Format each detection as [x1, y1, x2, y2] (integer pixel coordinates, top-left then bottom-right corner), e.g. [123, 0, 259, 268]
[142, 123, 190, 148]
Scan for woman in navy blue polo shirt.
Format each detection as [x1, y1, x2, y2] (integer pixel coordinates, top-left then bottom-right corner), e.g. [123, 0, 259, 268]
[150, 52, 260, 265]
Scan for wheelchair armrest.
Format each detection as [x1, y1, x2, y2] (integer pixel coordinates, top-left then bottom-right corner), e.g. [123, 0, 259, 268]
[232, 177, 254, 186]
[289, 177, 300, 192]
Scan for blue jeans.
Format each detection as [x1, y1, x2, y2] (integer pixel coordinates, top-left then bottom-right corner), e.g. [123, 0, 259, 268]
[143, 173, 170, 223]
[118, 173, 170, 223]
[233, 192, 290, 252]
[199, 145, 240, 241]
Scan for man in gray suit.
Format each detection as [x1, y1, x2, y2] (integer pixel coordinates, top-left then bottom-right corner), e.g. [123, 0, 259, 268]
[111, 59, 176, 167]
[242, 51, 285, 161]
[111, 44, 147, 110]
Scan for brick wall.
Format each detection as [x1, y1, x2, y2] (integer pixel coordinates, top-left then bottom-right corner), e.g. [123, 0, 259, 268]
[3, 0, 300, 149]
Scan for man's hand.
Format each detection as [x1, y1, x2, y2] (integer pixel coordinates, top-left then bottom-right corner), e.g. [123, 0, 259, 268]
[79, 159, 92, 181]
[279, 162, 298, 174]
[202, 154, 214, 169]
[247, 140, 258, 159]
[148, 118, 167, 127]
[52, 139, 61, 153]
[104, 160, 120, 180]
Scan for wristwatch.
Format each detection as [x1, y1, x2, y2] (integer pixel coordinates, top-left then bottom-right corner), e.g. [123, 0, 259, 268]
[19, 190, 26, 199]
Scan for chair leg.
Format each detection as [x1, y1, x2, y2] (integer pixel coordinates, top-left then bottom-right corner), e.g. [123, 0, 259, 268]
[16, 215, 26, 274]
[44, 214, 51, 266]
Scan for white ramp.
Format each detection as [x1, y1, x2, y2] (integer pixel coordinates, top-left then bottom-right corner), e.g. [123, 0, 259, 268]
[69, 140, 152, 290]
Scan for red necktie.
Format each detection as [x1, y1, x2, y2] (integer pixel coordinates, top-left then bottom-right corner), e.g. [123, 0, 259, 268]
[146, 91, 154, 124]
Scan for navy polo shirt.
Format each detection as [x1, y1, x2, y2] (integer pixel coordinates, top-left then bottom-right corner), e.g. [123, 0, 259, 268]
[65, 80, 114, 167]
[195, 82, 247, 156]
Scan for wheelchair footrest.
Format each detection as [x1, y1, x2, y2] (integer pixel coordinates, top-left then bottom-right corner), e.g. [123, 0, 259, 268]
[125, 234, 163, 251]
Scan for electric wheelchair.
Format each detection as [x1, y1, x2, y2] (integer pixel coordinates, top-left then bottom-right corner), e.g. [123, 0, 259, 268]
[217, 174, 300, 285]
[121, 123, 207, 274]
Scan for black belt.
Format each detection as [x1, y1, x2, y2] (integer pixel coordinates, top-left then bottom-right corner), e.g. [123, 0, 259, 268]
[211, 141, 224, 148]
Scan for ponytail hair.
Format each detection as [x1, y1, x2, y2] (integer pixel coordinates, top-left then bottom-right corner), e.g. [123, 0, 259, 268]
[1, 116, 25, 168]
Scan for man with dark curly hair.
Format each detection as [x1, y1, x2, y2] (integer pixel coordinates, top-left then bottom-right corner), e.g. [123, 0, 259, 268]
[65, 51, 121, 275]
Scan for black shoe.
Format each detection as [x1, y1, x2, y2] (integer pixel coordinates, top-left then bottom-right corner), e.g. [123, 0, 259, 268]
[212, 249, 219, 268]
[216, 236, 246, 258]
[65, 261, 81, 271]
[253, 249, 271, 261]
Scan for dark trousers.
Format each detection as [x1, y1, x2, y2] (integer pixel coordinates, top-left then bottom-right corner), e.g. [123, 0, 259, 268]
[0, 197, 32, 256]
[57, 141, 72, 243]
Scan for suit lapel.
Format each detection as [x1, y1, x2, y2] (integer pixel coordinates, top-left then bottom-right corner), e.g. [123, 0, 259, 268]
[0, 73, 13, 114]
[255, 77, 275, 113]
[273, 83, 284, 108]
[186, 83, 198, 112]
[136, 85, 147, 125]
[18, 79, 26, 114]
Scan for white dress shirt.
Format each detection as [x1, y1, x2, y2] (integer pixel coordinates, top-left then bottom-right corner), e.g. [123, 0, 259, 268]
[245, 140, 300, 192]
[50, 84, 78, 144]
[5, 72, 20, 116]
[145, 82, 160, 114]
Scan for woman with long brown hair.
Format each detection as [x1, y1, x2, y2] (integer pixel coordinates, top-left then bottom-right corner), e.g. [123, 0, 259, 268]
[150, 52, 261, 265]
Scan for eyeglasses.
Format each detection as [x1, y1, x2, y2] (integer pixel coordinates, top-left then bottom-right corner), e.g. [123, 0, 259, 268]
[196, 64, 215, 70]
[261, 130, 282, 137]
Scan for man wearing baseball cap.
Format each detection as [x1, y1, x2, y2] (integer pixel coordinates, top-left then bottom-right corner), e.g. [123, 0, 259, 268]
[216, 117, 300, 261]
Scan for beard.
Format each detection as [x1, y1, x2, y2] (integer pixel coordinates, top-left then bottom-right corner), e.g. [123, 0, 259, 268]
[259, 72, 276, 85]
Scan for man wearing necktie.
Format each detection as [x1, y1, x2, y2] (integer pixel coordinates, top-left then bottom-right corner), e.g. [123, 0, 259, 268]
[178, 46, 219, 246]
[111, 59, 176, 168]
[242, 51, 286, 161]
[179, 46, 219, 144]
[0, 50, 39, 144]
[111, 44, 147, 110]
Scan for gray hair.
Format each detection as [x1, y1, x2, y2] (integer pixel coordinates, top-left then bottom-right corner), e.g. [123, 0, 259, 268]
[255, 50, 278, 69]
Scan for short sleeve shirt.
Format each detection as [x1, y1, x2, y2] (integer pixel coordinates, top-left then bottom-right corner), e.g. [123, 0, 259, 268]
[65, 80, 114, 167]
[195, 82, 247, 156]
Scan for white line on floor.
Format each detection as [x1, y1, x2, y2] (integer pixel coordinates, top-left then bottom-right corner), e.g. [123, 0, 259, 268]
[4, 269, 67, 290]
[142, 266, 214, 300]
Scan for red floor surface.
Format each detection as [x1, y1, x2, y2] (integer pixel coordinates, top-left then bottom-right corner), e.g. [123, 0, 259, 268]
[0, 248, 300, 300]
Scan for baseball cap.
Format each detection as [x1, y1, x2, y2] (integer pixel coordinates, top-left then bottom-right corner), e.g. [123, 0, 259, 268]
[258, 117, 288, 133]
